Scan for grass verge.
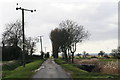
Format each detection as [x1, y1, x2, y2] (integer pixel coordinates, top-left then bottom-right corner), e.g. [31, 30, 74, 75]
[2, 60, 21, 71]
[2, 59, 45, 79]
[54, 59, 119, 79]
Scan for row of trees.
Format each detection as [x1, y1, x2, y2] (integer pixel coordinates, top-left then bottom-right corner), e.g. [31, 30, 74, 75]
[76, 48, 120, 59]
[98, 48, 120, 58]
[50, 20, 89, 63]
[110, 47, 120, 58]
[76, 51, 89, 58]
[2, 20, 37, 61]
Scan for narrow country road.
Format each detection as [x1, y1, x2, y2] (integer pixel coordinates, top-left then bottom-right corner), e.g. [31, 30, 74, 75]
[32, 59, 72, 80]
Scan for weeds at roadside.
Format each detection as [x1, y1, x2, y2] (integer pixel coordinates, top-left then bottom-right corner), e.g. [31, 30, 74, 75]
[55, 58, 120, 78]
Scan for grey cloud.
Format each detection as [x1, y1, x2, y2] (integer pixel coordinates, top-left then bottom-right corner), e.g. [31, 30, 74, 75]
[0, 0, 118, 50]
[25, 1, 118, 42]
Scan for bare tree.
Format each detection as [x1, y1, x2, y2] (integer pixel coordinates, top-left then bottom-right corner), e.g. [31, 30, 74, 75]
[25, 37, 36, 55]
[50, 20, 89, 62]
[98, 51, 105, 57]
[2, 20, 23, 60]
[59, 20, 89, 63]
[2, 20, 22, 47]
[83, 51, 86, 58]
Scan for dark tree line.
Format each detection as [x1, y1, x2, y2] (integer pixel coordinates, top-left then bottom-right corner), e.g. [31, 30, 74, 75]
[2, 20, 37, 61]
[110, 47, 120, 59]
[50, 20, 89, 63]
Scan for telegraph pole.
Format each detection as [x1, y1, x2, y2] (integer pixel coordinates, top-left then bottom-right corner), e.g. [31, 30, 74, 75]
[38, 36, 43, 53]
[16, 4, 36, 67]
[44, 47, 47, 53]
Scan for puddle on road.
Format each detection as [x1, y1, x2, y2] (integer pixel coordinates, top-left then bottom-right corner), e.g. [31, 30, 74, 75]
[34, 65, 45, 72]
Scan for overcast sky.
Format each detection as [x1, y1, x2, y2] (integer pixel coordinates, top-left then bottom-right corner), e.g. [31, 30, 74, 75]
[0, 0, 119, 54]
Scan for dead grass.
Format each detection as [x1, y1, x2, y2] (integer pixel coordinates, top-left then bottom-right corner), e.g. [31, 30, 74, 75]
[74, 58, 120, 75]
[100, 61, 120, 74]
[74, 58, 99, 65]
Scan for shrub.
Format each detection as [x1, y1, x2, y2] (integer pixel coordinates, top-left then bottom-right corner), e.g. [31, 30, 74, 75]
[103, 54, 110, 58]
[91, 56, 98, 58]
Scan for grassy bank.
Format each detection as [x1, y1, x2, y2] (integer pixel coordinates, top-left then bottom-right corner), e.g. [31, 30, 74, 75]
[2, 60, 21, 71]
[54, 59, 119, 79]
[2, 59, 45, 79]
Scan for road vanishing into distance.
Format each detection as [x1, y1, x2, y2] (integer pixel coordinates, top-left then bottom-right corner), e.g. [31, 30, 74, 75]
[32, 59, 72, 80]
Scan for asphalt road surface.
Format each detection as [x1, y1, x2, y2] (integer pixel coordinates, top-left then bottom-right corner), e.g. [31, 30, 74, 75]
[32, 59, 72, 80]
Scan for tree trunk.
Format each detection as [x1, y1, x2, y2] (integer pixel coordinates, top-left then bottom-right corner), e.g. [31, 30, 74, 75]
[68, 49, 71, 63]
[62, 53, 65, 59]
[30, 48, 33, 56]
[52, 43, 59, 58]
[71, 52, 74, 63]
[64, 50, 68, 61]
[70, 43, 76, 63]
[2, 41, 5, 47]
[54, 53, 58, 58]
